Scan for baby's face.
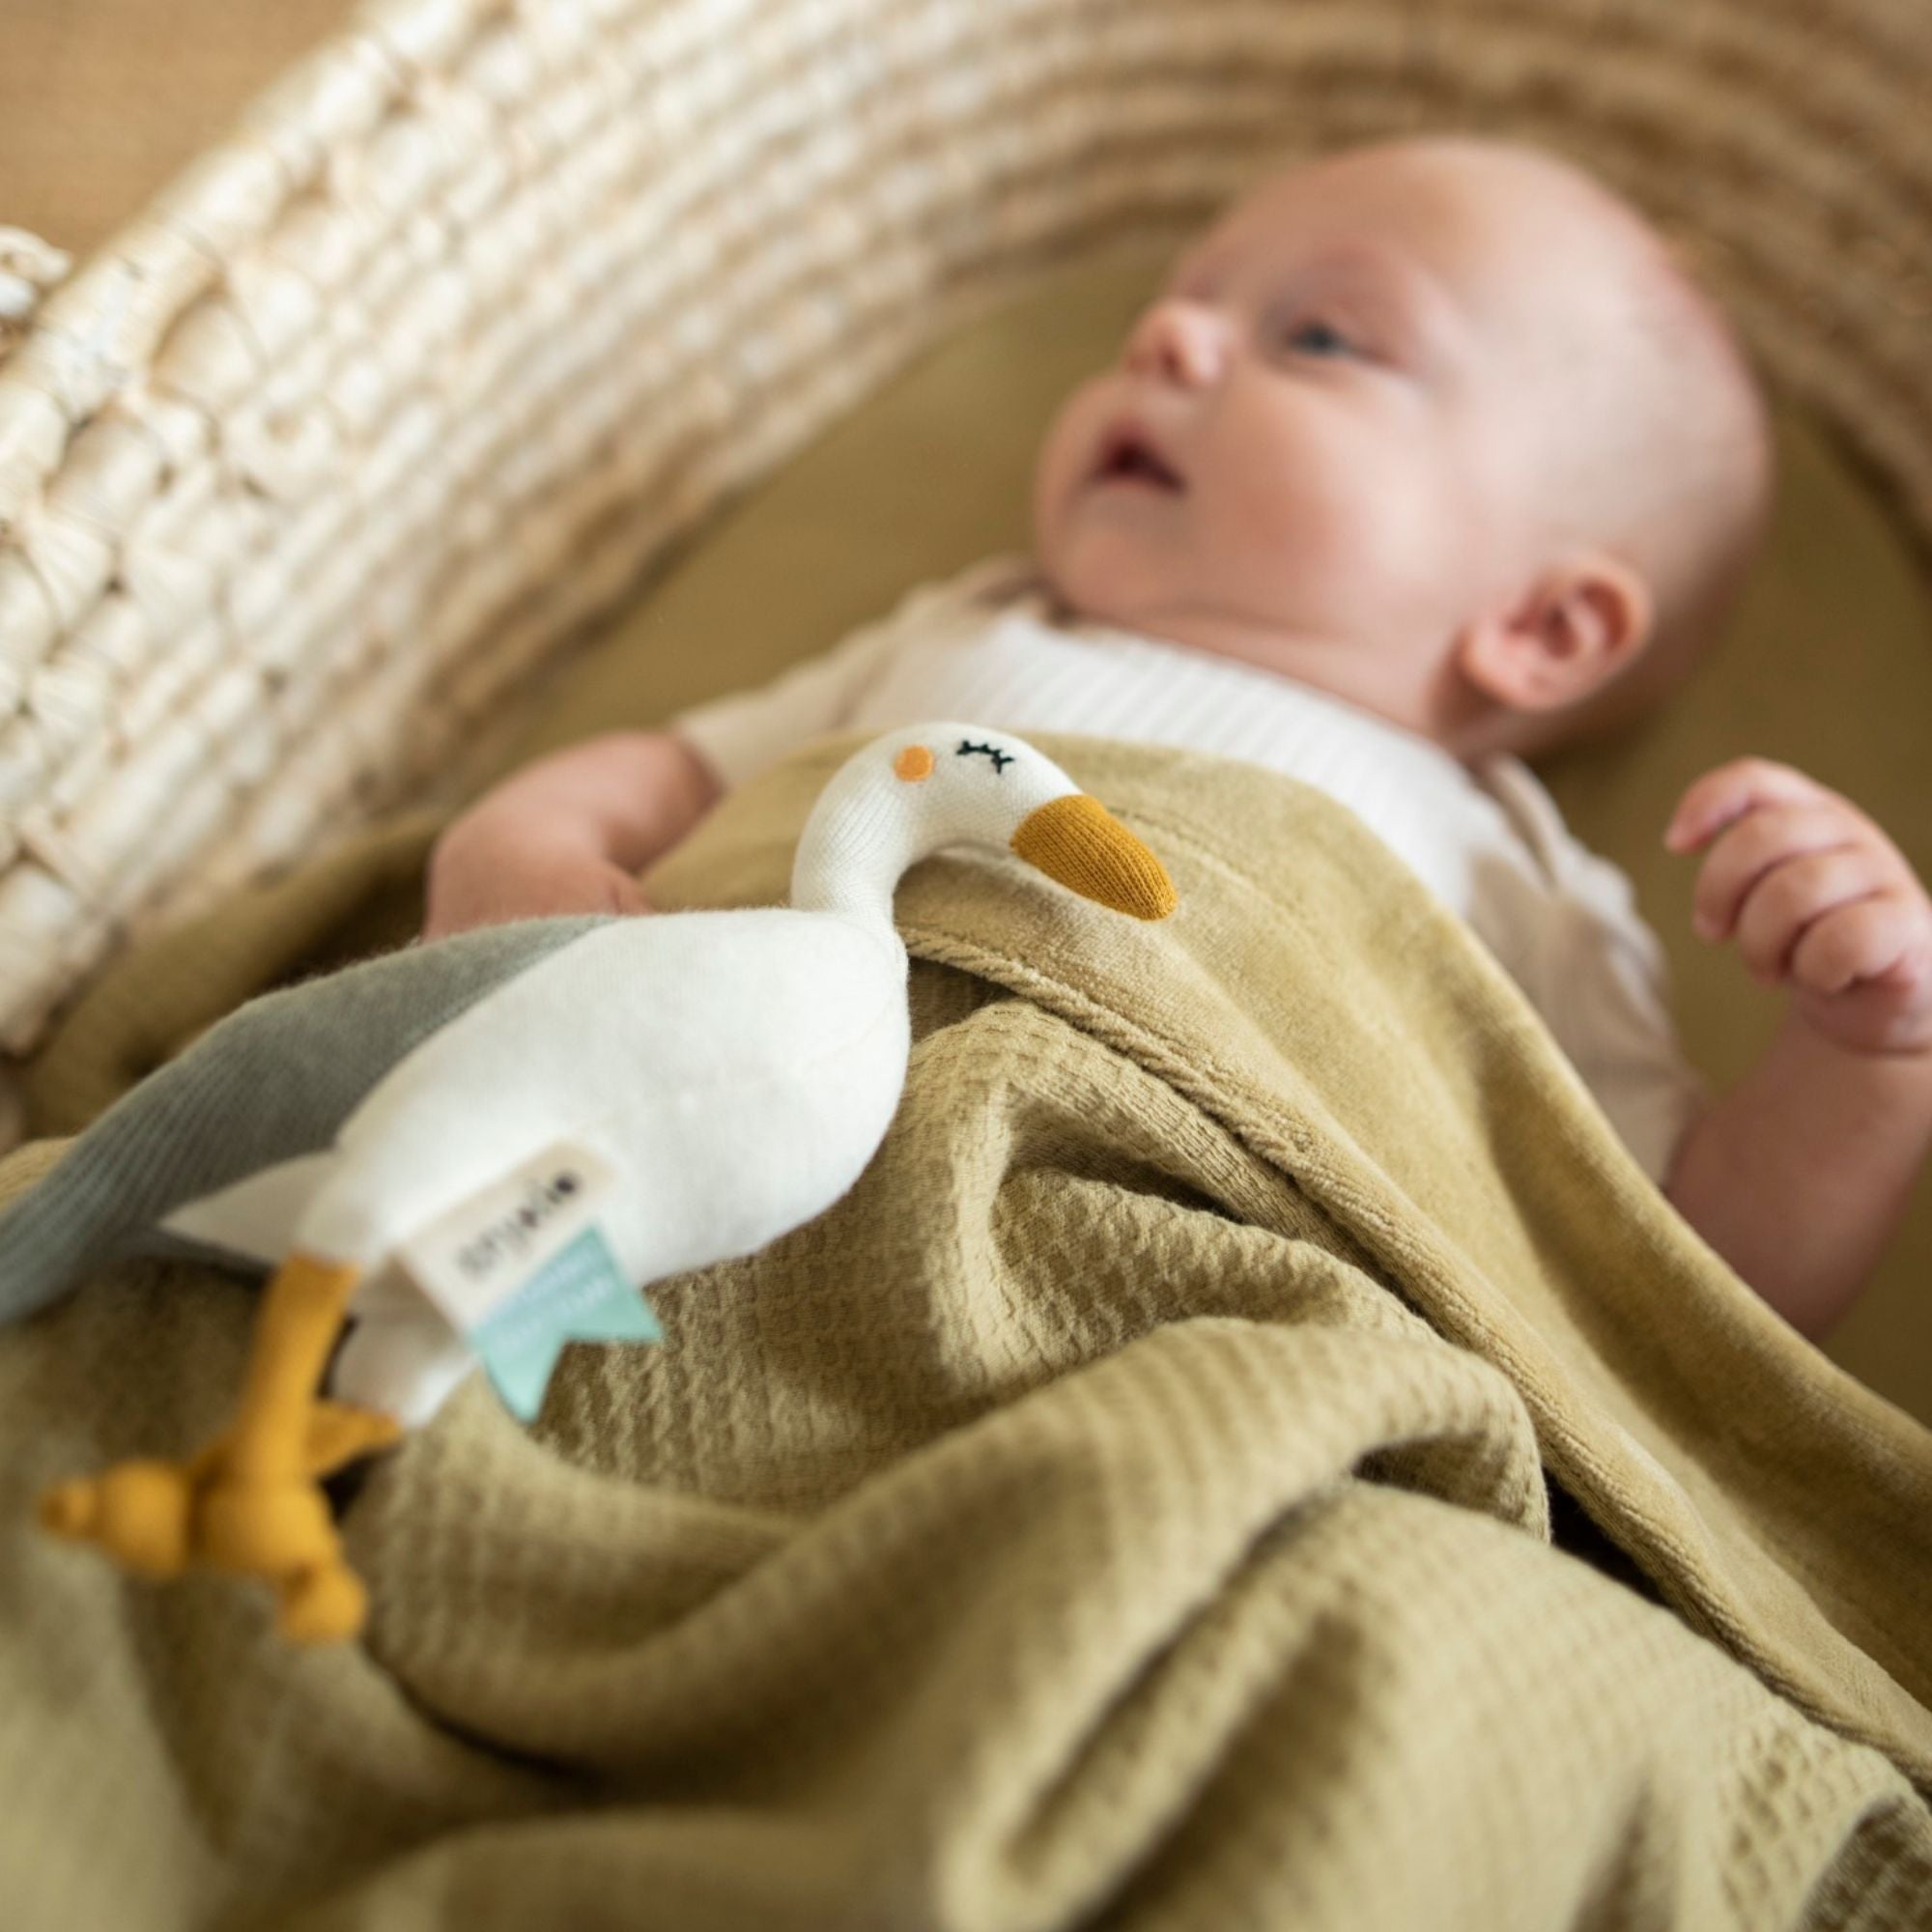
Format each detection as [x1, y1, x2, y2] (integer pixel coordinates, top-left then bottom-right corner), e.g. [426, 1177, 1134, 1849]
[1031, 140, 1653, 743]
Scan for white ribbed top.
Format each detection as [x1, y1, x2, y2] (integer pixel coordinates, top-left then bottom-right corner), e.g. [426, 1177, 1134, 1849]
[674, 555, 1707, 1182]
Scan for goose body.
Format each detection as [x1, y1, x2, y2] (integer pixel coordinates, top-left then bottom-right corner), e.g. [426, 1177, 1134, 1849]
[162, 907, 912, 1421]
[15, 721, 1176, 1638]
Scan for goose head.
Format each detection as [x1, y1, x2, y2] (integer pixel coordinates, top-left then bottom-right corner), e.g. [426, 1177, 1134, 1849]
[791, 723, 1178, 934]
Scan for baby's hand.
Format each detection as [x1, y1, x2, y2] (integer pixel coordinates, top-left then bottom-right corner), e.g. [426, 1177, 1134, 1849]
[423, 811, 649, 941]
[1664, 756, 1932, 1057]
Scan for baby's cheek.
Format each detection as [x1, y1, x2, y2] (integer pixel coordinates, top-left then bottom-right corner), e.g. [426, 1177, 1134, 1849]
[1222, 438, 1369, 584]
[1030, 386, 1109, 533]
[1233, 436, 1463, 630]
[1318, 437, 1469, 609]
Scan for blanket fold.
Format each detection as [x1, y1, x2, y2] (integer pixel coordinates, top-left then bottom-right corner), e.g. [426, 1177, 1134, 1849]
[3, 733, 1929, 1931]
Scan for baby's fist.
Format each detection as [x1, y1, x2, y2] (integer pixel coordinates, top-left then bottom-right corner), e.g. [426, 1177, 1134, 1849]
[423, 812, 650, 941]
[1664, 757, 1932, 1057]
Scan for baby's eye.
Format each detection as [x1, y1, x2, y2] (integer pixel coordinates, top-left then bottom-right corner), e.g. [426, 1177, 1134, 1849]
[1280, 316, 1356, 358]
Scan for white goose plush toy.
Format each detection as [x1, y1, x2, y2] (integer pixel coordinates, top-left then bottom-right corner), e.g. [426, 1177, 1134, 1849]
[8, 723, 1176, 1643]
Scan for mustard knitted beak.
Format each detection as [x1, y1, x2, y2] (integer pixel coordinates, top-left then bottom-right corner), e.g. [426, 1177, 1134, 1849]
[1010, 794, 1178, 921]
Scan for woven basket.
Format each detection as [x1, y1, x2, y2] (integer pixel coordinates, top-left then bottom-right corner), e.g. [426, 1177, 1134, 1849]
[0, 0, 1927, 1056]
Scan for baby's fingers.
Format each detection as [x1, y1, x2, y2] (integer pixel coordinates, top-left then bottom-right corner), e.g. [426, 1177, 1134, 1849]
[1664, 756, 1826, 854]
[1687, 803, 1864, 941]
[1788, 893, 1918, 995]
[1731, 848, 1889, 983]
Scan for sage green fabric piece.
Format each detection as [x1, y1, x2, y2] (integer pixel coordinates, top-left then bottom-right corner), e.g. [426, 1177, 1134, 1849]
[0, 915, 605, 1322]
[24, 807, 444, 1138]
[4, 735, 1930, 1929]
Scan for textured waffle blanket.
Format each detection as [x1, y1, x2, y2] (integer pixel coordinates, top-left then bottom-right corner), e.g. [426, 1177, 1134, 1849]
[4, 732, 1932, 1931]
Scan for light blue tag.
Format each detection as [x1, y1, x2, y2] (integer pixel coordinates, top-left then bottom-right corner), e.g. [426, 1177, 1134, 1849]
[470, 1224, 662, 1421]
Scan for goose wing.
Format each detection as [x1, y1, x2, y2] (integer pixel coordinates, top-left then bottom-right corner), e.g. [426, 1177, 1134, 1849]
[0, 919, 607, 1318]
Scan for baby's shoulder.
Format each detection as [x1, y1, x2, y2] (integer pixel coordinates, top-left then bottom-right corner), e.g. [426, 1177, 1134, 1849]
[1473, 757, 1670, 985]
[1469, 756, 1602, 896]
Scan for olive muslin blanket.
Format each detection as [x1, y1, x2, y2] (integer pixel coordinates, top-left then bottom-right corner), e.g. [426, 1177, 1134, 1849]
[3, 732, 1930, 1932]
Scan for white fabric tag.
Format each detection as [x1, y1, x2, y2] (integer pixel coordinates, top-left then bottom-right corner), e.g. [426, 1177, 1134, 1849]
[396, 1140, 619, 1333]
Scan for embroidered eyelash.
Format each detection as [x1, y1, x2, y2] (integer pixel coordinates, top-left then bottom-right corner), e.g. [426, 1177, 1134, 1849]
[956, 739, 1014, 773]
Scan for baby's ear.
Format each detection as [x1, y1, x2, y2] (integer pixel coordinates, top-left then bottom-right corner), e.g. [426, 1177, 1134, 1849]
[1455, 552, 1654, 715]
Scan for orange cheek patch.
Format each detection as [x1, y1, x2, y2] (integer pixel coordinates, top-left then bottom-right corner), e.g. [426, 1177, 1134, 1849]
[894, 745, 935, 781]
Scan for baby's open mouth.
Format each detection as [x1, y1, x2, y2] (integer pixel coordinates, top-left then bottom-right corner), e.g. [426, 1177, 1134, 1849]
[1094, 425, 1185, 493]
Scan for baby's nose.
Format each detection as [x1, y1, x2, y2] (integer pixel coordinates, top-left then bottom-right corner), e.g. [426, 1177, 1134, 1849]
[1124, 298, 1228, 385]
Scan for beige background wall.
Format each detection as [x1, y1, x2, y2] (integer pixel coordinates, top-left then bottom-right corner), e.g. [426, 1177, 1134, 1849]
[1, 0, 353, 261]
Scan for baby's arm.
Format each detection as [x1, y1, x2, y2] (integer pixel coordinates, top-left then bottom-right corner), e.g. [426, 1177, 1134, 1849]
[1660, 758, 1932, 1339]
[422, 730, 721, 939]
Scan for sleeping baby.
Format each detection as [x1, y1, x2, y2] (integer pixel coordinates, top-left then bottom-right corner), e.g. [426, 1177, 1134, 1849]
[423, 132, 1932, 1345]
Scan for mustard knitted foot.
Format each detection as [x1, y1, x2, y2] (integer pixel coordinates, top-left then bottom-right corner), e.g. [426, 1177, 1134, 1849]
[36, 1250, 393, 1641]
[39, 1451, 384, 1644]
[196, 1472, 338, 1577]
[39, 1460, 194, 1578]
[277, 1558, 370, 1646]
